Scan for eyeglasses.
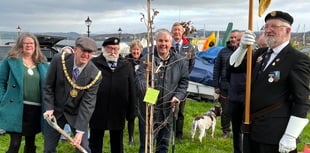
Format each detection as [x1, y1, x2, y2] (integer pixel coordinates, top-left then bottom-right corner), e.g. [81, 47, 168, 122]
[23, 42, 34, 45]
[262, 24, 289, 30]
[105, 46, 120, 51]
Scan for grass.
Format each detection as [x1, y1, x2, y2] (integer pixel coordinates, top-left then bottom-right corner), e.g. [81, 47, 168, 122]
[0, 99, 309, 153]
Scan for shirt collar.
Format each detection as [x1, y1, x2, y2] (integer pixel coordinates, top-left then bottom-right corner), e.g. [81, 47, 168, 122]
[272, 41, 289, 55]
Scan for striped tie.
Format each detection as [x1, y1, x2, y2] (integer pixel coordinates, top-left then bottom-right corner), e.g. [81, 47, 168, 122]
[175, 43, 180, 52]
[72, 68, 79, 82]
[258, 49, 273, 75]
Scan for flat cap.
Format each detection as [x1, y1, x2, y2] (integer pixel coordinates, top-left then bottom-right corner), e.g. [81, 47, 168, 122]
[265, 11, 294, 25]
[75, 37, 98, 52]
[102, 37, 120, 46]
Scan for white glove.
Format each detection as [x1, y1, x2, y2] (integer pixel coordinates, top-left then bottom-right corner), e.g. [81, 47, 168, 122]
[240, 30, 256, 49]
[279, 116, 309, 153]
[229, 30, 256, 67]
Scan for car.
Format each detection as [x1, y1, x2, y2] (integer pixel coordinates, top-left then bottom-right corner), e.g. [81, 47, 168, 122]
[0, 45, 12, 62]
[34, 34, 66, 62]
[0, 34, 66, 63]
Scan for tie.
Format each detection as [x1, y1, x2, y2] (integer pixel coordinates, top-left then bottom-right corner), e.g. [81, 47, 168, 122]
[72, 68, 79, 81]
[258, 49, 273, 74]
[109, 61, 117, 68]
[175, 43, 180, 52]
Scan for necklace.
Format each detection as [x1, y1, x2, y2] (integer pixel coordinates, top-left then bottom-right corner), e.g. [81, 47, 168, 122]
[23, 63, 36, 76]
[61, 52, 101, 97]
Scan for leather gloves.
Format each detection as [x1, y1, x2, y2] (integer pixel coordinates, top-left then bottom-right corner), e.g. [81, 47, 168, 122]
[279, 116, 309, 153]
[229, 30, 256, 67]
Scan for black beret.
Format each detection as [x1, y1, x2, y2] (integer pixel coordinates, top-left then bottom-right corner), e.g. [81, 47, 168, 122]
[265, 11, 294, 25]
[102, 37, 120, 46]
[75, 37, 97, 52]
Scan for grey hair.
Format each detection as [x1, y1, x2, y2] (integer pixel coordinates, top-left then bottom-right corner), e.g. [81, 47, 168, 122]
[155, 28, 173, 41]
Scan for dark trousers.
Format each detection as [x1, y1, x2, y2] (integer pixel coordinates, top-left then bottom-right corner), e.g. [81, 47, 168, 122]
[176, 100, 186, 139]
[138, 118, 146, 153]
[127, 117, 135, 142]
[219, 90, 231, 133]
[7, 133, 36, 153]
[247, 138, 297, 153]
[230, 101, 244, 153]
[43, 116, 90, 153]
[89, 129, 124, 153]
[154, 120, 171, 153]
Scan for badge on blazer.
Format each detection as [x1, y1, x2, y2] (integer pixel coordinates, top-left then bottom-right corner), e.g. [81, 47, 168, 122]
[268, 71, 280, 83]
[257, 55, 263, 63]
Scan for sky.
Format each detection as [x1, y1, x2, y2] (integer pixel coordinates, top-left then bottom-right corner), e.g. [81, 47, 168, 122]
[1, 0, 310, 34]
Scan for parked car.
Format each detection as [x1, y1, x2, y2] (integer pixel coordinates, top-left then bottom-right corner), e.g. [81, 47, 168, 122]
[34, 34, 66, 61]
[0, 34, 66, 63]
[0, 45, 12, 62]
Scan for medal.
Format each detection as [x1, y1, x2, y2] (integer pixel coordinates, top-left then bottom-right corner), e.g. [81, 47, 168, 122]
[70, 89, 78, 97]
[27, 68, 34, 75]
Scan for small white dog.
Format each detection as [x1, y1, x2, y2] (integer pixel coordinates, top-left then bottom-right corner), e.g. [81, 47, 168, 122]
[190, 106, 222, 143]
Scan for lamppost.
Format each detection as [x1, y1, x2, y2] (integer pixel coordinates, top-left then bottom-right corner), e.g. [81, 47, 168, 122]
[117, 27, 122, 39]
[16, 25, 21, 36]
[85, 16, 92, 37]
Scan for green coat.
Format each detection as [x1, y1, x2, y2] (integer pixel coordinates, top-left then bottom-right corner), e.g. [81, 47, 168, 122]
[0, 57, 48, 132]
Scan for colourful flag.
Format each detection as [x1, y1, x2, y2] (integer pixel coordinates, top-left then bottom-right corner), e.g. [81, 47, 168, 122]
[259, 0, 271, 17]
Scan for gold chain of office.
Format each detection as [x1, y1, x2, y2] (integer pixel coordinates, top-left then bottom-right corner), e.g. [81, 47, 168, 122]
[61, 52, 101, 90]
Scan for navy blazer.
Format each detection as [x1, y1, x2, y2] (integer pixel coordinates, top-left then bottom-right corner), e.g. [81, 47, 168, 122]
[245, 44, 310, 144]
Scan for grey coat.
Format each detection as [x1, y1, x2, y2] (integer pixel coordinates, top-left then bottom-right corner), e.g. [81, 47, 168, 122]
[135, 49, 189, 120]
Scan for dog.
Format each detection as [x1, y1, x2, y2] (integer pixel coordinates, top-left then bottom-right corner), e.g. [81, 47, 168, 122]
[190, 106, 222, 143]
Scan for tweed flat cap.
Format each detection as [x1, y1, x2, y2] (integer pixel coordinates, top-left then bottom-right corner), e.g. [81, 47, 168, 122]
[102, 37, 120, 46]
[265, 11, 294, 25]
[75, 37, 98, 52]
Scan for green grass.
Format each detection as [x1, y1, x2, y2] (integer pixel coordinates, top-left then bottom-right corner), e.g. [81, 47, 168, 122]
[1, 99, 309, 153]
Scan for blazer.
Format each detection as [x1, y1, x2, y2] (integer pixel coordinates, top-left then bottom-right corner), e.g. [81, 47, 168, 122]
[0, 57, 48, 132]
[248, 44, 310, 144]
[44, 53, 102, 132]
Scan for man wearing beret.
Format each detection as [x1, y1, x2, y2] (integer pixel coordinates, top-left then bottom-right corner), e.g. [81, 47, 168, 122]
[43, 37, 102, 153]
[89, 37, 136, 153]
[230, 11, 310, 153]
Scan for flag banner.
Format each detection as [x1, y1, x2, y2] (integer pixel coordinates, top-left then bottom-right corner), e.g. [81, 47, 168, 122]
[259, 0, 271, 17]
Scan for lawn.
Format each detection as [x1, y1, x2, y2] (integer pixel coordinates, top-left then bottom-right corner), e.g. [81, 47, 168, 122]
[0, 99, 309, 153]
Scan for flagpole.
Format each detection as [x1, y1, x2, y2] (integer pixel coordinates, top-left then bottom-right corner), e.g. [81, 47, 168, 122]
[243, 1, 253, 153]
[244, 0, 254, 128]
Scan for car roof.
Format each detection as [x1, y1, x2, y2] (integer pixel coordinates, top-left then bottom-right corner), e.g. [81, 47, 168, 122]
[35, 34, 66, 47]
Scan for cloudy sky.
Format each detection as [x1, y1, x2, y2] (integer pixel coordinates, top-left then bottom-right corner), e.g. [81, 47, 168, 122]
[1, 0, 309, 34]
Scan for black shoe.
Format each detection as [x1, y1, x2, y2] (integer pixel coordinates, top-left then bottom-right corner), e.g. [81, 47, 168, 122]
[221, 132, 230, 138]
[128, 137, 134, 146]
[176, 135, 183, 141]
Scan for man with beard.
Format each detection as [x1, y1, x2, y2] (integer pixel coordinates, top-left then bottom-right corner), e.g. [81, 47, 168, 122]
[89, 37, 136, 153]
[230, 11, 309, 153]
[213, 29, 241, 138]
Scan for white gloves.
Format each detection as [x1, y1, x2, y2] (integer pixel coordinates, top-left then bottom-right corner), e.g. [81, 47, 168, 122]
[229, 30, 256, 67]
[279, 116, 309, 153]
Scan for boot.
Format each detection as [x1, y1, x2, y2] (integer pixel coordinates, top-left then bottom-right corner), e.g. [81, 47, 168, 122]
[128, 136, 134, 146]
[24, 146, 36, 153]
[222, 132, 230, 139]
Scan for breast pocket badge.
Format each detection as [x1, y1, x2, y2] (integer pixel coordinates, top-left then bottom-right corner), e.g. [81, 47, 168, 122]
[268, 71, 280, 83]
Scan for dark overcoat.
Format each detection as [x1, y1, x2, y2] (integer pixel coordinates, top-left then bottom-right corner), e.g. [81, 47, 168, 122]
[90, 54, 136, 130]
